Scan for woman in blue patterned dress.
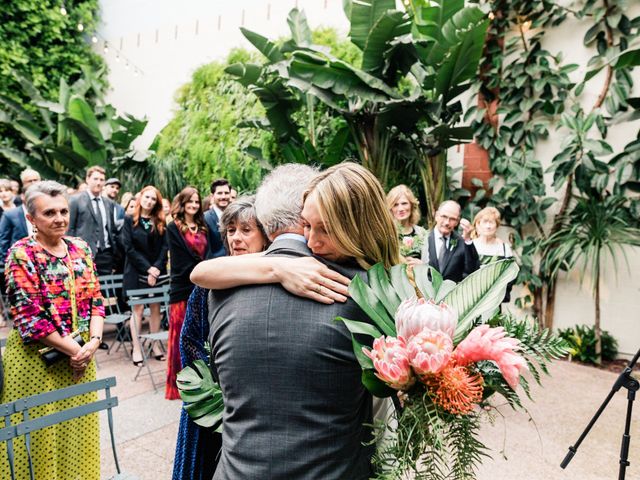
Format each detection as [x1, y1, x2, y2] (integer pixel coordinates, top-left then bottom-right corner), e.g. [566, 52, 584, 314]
[172, 196, 269, 480]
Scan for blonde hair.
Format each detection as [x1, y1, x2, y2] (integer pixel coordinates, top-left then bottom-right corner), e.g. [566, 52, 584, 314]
[303, 162, 401, 270]
[386, 184, 421, 226]
[472, 206, 502, 239]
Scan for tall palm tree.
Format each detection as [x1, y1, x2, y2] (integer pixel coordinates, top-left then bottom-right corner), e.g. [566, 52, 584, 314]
[542, 194, 640, 363]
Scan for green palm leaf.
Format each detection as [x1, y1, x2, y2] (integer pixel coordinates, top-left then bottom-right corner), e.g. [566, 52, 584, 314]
[177, 359, 224, 430]
[348, 0, 396, 51]
[443, 259, 519, 343]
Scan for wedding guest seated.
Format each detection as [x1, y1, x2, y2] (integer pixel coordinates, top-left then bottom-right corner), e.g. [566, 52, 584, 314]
[472, 206, 514, 302]
[172, 195, 269, 480]
[387, 184, 426, 265]
[421, 200, 480, 282]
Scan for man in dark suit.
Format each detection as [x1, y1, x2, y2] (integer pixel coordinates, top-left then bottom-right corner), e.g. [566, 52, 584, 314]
[423, 200, 480, 282]
[204, 178, 230, 258]
[0, 205, 29, 262]
[208, 164, 374, 479]
[68, 166, 119, 275]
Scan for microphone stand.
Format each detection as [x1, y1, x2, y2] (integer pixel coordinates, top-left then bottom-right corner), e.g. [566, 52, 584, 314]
[560, 346, 640, 479]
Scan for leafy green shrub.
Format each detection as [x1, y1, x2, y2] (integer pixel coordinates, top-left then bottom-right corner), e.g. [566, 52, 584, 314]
[557, 325, 618, 364]
[0, 0, 104, 176]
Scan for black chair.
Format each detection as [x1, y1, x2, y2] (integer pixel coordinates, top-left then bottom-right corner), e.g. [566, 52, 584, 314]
[0, 377, 136, 480]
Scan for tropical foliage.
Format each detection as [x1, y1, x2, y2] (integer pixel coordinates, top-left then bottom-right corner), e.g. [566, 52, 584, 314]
[466, 0, 640, 328]
[557, 324, 618, 365]
[0, 68, 149, 190]
[176, 359, 223, 430]
[226, 1, 489, 224]
[542, 194, 640, 362]
[0, 0, 104, 176]
[340, 260, 567, 478]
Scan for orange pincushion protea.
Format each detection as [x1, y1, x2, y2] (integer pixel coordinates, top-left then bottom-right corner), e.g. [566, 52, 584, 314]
[425, 366, 484, 415]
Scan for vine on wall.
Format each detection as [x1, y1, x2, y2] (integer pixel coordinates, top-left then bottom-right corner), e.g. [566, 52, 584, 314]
[468, 0, 640, 328]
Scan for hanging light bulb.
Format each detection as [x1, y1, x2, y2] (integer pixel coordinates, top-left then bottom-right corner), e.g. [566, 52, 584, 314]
[133, 70, 139, 77]
[125, 62, 130, 70]
[60, 6, 67, 16]
[103, 42, 109, 53]
[91, 35, 98, 43]
[115, 54, 120, 62]
[77, 23, 84, 32]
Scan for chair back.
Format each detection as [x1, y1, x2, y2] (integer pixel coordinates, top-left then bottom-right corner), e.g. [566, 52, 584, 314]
[99, 273, 126, 316]
[126, 284, 170, 309]
[0, 377, 121, 480]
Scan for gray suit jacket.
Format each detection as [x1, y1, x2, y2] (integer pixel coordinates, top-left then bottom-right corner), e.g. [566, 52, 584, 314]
[209, 239, 375, 480]
[67, 192, 118, 254]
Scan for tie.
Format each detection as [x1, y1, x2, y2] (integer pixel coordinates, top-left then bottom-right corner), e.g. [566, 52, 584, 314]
[93, 197, 105, 248]
[438, 236, 448, 267]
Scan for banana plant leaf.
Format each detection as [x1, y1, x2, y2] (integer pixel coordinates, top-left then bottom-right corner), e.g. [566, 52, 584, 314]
[287, 8, 312, 47]
[289, 51, 402, 101]
[361, 10, 411, 75]
[177, 359, 224, 430]
[240, 27, 285, 63]
[348, 0, 396, 51]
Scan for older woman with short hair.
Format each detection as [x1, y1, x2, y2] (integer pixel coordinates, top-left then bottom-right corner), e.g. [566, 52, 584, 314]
[1, 180, 104, 479]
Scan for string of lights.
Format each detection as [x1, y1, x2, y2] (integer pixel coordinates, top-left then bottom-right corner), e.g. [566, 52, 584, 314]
[59, 0, 338, 79]
[58, 1, 145, 77]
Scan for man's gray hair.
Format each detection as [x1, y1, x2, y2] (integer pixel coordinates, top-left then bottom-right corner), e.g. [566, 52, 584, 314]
[24, 181, 68, 215]
[255, 164, 318, 237]
[20, 168, 41, 183]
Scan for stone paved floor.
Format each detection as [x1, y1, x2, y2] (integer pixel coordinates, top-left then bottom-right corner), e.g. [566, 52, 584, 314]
[2, 325, 639, 480]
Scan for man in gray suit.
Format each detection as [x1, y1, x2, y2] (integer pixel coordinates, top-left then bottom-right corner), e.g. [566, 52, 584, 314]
[68, 166, 119, 275]
[209, 164, 375, 480]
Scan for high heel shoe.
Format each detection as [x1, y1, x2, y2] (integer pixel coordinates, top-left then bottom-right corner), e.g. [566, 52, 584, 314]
[132, 352, 143, 366]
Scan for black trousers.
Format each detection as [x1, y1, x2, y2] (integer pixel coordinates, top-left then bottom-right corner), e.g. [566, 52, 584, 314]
[94, 247, 115, 276]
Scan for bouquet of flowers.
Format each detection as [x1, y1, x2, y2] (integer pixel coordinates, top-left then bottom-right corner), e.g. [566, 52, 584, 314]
[398, 228, 427, 258]
[340, 259, 567, 479]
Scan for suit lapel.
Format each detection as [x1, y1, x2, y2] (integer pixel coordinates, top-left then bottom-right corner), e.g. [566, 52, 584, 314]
[427, 231, 439, 270]
[17, 209, 28, 235]
[84, 193, 100, 224]
[439, 232, 459, 275]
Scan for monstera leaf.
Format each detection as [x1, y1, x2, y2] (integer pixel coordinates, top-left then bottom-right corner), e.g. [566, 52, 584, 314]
[177, 359, 223, 430]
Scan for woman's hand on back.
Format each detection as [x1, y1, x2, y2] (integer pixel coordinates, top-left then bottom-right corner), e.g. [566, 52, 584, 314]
[273, 257, 351, 305]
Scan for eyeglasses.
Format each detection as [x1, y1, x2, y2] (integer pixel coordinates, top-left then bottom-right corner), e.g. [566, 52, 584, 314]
[438, 214, 460, 222]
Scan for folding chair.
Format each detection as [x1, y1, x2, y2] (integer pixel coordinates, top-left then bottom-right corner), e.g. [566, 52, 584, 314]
[126, 285, 170, 392]
[0, 377, 136, 480]
[98, 274, 132, 358]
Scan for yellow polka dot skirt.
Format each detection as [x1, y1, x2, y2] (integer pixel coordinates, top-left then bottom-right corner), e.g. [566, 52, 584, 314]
[0, 329, 100, 480]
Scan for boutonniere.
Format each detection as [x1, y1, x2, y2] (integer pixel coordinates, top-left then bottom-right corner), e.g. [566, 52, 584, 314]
[449, 238, 458, 251]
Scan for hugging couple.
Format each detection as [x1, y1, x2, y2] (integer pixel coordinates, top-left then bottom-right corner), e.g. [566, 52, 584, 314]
[192, 162, 400, 479]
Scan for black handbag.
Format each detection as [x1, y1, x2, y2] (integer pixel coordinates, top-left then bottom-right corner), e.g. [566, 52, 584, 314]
[38, 332, 85, 367]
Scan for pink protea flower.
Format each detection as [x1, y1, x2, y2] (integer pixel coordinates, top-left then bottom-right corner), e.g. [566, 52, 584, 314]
[453, 325, 528, 389]
[406, 328, 453, 376]
[363, 336, 415, 390]
[402, 237, 414, 248]
[395, 298, 457, 341]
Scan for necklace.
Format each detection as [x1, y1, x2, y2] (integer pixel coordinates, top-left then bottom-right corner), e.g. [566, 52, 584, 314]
[186, 223, 198, 233]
